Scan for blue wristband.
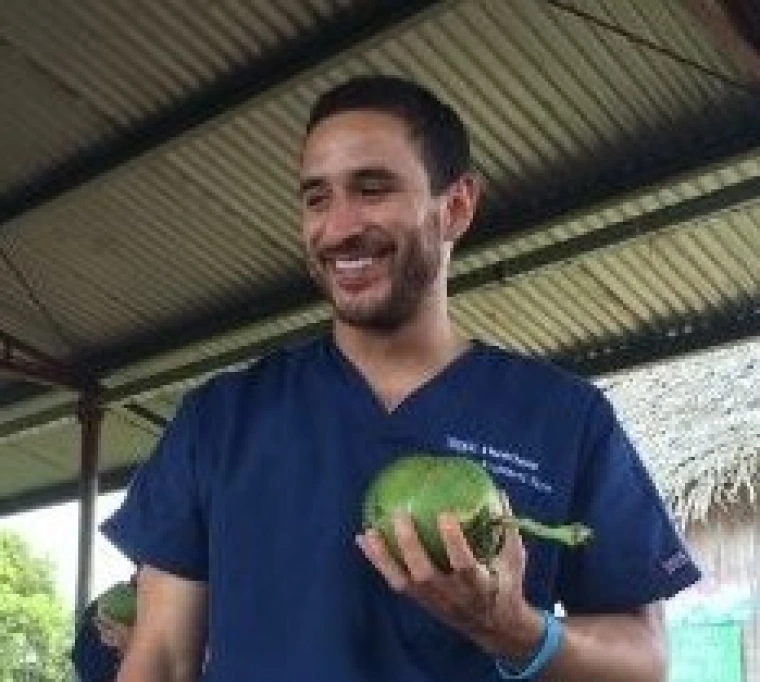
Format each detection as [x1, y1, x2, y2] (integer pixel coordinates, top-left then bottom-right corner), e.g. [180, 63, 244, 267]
[494, 609, 563, 680]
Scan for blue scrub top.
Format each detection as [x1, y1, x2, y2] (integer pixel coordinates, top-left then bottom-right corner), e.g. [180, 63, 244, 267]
[102, 337, 700, 681]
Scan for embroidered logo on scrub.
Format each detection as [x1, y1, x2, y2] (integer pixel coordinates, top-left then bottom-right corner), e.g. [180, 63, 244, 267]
[661, 550, 691, 575]
[445, 436, 554, 495]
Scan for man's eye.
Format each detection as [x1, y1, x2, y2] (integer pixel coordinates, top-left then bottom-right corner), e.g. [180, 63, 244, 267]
[303, 192, 328, 210]
[359, 182, 391, 196]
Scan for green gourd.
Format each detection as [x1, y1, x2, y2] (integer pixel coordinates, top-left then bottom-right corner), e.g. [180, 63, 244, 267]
[362, 454, 592, 570]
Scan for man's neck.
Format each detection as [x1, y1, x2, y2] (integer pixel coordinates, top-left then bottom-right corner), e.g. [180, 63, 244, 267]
[333, 312, 470, 410]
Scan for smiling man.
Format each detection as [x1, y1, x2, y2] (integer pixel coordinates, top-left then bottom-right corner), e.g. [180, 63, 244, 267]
[104, 76, 700, 682]
[300, 108, 464, 335]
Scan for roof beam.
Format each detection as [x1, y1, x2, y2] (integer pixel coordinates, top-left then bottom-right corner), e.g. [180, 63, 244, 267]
[451, 172, 760, 293]
[119, 403, 168, 432]
[0, 358, 79, 392]
[555, 301, 760, 377]
[0, 320, 327, 440]
[0, 330, 94, 392]
[0, 464, 135, 518]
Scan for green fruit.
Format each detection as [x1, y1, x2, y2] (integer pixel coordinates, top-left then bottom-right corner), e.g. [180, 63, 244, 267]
[362, 454, 506, 570]
[96, 581, 136, 626]
[362, 454, 594, 571]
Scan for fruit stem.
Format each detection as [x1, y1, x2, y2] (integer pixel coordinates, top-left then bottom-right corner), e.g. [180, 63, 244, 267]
[499, 516, 593, 547]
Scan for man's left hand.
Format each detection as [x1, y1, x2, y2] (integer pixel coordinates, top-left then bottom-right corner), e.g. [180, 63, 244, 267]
[356, 496, 542, 656]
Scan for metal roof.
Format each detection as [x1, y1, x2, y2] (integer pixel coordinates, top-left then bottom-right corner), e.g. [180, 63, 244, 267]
[1, 0, 760, 515]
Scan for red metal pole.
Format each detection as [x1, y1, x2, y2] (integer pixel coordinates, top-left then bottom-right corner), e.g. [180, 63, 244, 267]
[74, 390, 103, 621]
[0, 330, 86, 391]
[0, 329, 105, 623]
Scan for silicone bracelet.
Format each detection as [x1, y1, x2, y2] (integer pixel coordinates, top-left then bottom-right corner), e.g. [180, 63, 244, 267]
[494, 609, 563, 680]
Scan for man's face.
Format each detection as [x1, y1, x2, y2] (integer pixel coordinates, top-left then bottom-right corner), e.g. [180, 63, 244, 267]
[299, 110, 447, 331]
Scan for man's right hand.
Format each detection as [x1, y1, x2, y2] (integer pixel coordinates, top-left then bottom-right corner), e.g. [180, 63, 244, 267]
[115, 565, 208, 682]
[94, 612, 133, 657]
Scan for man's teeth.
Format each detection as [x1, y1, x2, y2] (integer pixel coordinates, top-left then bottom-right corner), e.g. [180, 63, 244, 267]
[334, 257, 375, 271]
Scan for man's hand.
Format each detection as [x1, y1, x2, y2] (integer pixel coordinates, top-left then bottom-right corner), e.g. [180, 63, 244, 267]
[355, 494, 544, 659]
[357, 498, 669, 682]
[94, 612, 133, 657]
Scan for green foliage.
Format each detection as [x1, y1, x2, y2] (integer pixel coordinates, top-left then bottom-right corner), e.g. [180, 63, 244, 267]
[0, 530, 72, 682]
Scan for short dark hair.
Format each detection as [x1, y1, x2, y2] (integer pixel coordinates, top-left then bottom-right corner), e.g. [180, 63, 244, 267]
[306, 75, 471, 194]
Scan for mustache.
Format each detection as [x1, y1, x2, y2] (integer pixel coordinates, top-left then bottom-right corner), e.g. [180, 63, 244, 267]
[312, 231, 393, 261]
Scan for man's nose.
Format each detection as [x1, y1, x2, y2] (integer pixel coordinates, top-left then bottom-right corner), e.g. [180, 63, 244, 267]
[321, 195, 363, 241]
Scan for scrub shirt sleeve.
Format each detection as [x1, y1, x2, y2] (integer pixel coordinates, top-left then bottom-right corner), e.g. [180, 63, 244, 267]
[556, 389, 701, 613]
[100, 391, 209, 581]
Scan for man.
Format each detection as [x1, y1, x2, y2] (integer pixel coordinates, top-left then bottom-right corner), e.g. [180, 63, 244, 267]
[103, 75, 700, 681]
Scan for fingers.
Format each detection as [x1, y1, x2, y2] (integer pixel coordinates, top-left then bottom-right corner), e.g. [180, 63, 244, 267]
[93, 615, 109, 637]
[499, 491, 523, 554]
[357, 512, 484, 584]
[392, 513, 438, 582]
[96, 612, 117, 628]
[357, 501, 532, 645]
[95, 620, 118, 648]
[356, 527, 409, 591]
[357, 511, 515, 637]
[94, 613, 130, 651]
[490, 491, 527, 597]
[357, 512, 443, 590]
[437, 512, 477, 573]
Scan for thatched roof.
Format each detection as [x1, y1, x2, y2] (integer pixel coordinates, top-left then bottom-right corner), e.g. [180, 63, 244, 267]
[597, 340, 759, 527]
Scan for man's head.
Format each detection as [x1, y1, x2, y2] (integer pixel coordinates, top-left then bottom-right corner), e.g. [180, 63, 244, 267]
[306, 75, 471, 195]
[299, 75, 479, 331]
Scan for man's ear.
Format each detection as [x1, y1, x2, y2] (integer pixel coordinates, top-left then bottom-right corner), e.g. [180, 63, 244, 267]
[442, 172, 481, 242]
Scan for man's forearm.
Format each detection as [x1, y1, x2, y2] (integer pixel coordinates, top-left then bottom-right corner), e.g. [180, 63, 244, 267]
[116, 566, 208, 682]
[478, 602, 666, 682]
[116, 644, 202, 682]
[539, 605, 667, 682]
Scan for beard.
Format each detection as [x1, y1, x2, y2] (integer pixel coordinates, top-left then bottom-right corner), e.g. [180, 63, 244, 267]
[306, 215, 444, 332]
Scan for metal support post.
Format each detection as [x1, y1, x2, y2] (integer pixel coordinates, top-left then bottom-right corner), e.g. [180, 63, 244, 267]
[74, 390, 104, 622]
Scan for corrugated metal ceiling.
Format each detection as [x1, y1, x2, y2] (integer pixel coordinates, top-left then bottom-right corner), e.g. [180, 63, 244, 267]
[0, 0, 366, 193]
[453, 195, 760, 359]
[1, 0, 760, 513]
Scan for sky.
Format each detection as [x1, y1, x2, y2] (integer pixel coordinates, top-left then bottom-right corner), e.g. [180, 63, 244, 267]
[0, 489, 133, 611]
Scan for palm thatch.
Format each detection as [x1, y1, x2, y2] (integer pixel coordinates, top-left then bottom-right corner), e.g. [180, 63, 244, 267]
[596, 340, 760, 527]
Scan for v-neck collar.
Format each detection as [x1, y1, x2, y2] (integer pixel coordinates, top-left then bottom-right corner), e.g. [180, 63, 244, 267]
[322, 335, 482, 419]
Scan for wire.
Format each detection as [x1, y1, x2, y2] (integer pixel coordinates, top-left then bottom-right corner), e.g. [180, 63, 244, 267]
[546, 0, 760, 97]
[0, 246, 78, 354]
